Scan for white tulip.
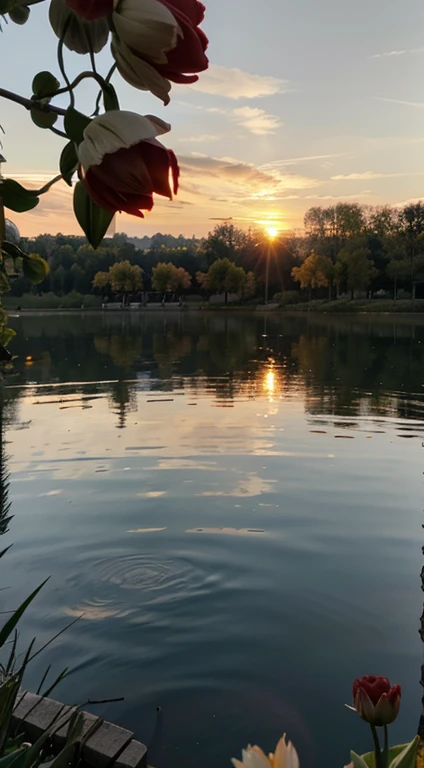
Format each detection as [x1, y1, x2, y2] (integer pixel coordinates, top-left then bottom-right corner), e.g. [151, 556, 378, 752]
[49, 0, 109, 53]
[232, 737, 299, 768]
[112, 0, 179, 64]
[78, 111, 171, 170]
[111, 36, 171, 104]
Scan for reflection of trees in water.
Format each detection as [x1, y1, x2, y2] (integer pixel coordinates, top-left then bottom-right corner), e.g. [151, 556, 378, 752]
[0, 392, 13, 540]
[8, 312, 424, 421]
[110, 380, 137, 430]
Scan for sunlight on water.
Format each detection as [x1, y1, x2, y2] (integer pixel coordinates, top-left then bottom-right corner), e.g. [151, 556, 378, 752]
[2, 312, 424, 768]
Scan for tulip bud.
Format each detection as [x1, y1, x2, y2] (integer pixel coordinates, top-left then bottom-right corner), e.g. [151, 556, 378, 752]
[353, 676, 401, 727]
[49, 0, 109, 54]
[111, 35, 171, 104]
[77, 111, 179, 218]
[112, 0, 179, 64]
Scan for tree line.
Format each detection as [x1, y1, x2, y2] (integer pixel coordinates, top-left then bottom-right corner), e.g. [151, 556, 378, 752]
[12, 201, 424, 303]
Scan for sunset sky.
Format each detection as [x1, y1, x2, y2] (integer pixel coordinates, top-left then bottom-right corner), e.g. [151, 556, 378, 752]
[1, 0, 424, 238]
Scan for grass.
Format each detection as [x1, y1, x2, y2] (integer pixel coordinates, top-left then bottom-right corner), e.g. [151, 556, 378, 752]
[1, 293, 102, 310]
[281, 298, 424, 313]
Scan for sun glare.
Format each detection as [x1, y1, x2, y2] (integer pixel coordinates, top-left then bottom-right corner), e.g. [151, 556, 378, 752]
[266, 226, 279, 240]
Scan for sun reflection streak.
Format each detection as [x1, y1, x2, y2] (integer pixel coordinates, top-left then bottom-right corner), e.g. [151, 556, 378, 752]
[264, 368, 276, 401]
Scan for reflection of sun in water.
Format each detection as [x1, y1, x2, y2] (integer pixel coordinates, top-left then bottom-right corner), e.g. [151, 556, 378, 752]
[264, 369, 275, 399]
[266, 226, 279, 240]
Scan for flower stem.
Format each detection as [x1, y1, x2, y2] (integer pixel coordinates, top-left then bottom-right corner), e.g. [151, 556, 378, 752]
[34, 174, 63, 196]
[370, 725, 383, 768]
[382, 725, 389, 768]
[0, 88, 66, 116]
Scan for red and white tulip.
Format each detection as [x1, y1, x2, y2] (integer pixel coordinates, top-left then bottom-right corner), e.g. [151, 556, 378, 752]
[77, 111, 179, 218]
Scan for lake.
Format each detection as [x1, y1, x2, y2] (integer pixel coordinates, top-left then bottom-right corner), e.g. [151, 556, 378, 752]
[1, 311, 423, 768]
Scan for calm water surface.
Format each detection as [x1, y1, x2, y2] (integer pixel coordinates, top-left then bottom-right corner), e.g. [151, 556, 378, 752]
[2, 312, 424, 768]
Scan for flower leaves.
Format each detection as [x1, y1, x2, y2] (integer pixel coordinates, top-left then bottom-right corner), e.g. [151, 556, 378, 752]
[64, 106, 91, 145]
[73, 180, 113, 248]
[0, 179, 39, 213]
[60, 141, 79, 186]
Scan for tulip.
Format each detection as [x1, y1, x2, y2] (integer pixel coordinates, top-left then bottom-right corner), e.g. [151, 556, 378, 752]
[49, 0, 109, 53]
[352, 676, 401, 727]
[66, 0, 113, 20]
[112, 0, 179, 64]
[152, 0, 209, 84]
[111, 36, 171, 104]
[111, 0, 208, 99]
[232, 736, 299, 768]
[77, 111, 179, 218]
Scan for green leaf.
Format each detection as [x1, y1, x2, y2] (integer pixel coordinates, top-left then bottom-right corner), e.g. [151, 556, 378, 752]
[0, 327, 15, 347]
[0, 578, 49, 648]
[353, 744, 415, 768]
[103, 83, 119, 112]
[64, 107, 91, 145]
[8, 4, 30, 23]
[390, 738, 419, 768]
[31, 108, 57, 130]
[1, 241, 26, 260]
[0, 269, 10, 292]
[22, 254, 49, 284]
[32, 71, 60, 98]
[350, 751, 370, 768]
[60, 142, 79, 186]
[0, 180, 39, 213]
[73, 181, 113, 249]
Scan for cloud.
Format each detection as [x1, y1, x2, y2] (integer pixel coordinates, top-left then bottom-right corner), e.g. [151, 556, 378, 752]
[394, 197, 424, 207]
[261, 153, 346, 169]
[305, 191, 372, 200]
[179, 134, 220, 143]
[377, 97, 424, 108]
[331, 171, 421, 180]
[232, 107, 282, 135]
[179, 154, 320, 203]
[371, 47, 424, 59]
[187, 64, 288, 99]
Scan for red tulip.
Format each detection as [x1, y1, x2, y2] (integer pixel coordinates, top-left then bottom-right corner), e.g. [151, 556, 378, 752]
[66, 0, 113, 21]
[353, 676, 401, 726]
[78, 111, 179, 218]
[111, 0, 208, 99]
[154, 0, 209, 83]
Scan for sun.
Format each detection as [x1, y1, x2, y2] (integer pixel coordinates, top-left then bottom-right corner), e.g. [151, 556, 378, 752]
[266, 226, 279, 240]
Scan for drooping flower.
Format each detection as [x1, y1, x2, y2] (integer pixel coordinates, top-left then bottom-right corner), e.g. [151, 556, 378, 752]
[49, 0, 109, 53]
[152, 0, 209, 84]
[66, 0, 113, 20]
[352, 676, 401, 727]
[232, 736, 299, 768]
[77, 111, 179, 218]
[111, 0, 208, 100]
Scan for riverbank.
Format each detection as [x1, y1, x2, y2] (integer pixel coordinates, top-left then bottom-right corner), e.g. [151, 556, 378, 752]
[3, 295, 424, 314]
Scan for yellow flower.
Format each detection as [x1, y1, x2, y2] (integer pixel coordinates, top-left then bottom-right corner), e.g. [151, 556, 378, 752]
[232, 736, 299, 768]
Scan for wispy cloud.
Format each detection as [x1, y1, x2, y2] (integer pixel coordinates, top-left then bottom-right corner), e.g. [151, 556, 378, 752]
[331, 171, 421, 180]
[371, 47, 424, 59]
[377, 97, 424, 108]
[232, 107, 282, 135]
[261, 153, 346, 169]
[187, 64, 288, 99]
[305, 191, 372, 200]
[179, 134, 220, 143]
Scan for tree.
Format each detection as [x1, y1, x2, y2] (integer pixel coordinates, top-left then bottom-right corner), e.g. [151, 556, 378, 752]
[108, 260, 143, 295]
[243, 271, 256, 299]
[399, 202, 424, 298]
[93, 261, 143, 301]
[92, 271, 109, 296]
[337, 244, 377, 298]
[201, 224, 247, 266]
[291, 252, 333, 300]
[200, 258, 246, 303]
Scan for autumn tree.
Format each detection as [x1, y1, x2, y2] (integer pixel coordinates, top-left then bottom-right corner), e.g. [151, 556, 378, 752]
[199, 258, 246, 303]
[291, 252, 334, 300]
[152, 262, 191, 294]
[93, 260, 143, 301]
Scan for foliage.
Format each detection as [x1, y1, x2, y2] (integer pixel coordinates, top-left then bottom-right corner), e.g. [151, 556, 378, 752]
[92, 260, 143, 296]
[291, 252, 333, 296]
[151, 262, 191, 293]
[198, 258, 246, 302]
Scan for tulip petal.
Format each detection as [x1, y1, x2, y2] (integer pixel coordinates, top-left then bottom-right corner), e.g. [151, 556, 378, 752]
[113, 0, 179, 62]
[111, 37, 171, 104]
[273, 736, 300, 768]
[78, 111, 170, 169]
[241, 747, 271, 768]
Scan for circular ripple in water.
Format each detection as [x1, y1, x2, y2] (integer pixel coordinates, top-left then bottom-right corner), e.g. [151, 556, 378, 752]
[67, 552, 216, 610]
